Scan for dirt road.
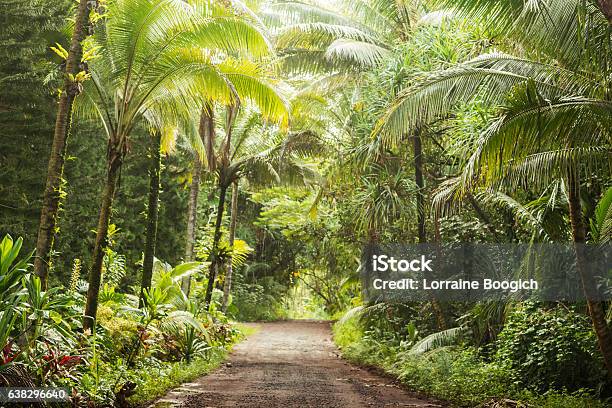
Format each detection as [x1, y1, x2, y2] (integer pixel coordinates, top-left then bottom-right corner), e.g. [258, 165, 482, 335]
[155, 321, 442, 408]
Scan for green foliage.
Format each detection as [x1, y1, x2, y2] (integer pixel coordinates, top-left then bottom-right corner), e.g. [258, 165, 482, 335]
[333, 309, 610, 407]
[231, 277, 289, 321]
[196, 231, 252, 269]
[97, 305, 139, 356]
[494, 303, 606, 392]
[332, 307, 364, 349]
[2, 0, 612, 404]
[591, 186, 612, 243]
[0, 233, 242, 405]
[126, 347, 230, 405]
[395, 348, 511, 406]
[407, 327, 464, 355]
[0, 235, 29, 300]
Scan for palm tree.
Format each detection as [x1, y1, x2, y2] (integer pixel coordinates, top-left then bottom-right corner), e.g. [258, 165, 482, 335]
[197, 104, 331, 310]
[176, 56, 291, 301]
[376, 0, 612, 375]
[143, 57, 290, 303]
[216, 108, 323, 311]
[33, 0, 94, 286]
[77, 0, 271, 330]
[180, 0, 276, 294]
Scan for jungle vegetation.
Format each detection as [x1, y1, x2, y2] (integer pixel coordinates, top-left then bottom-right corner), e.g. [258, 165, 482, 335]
[0, 0, 611, 406]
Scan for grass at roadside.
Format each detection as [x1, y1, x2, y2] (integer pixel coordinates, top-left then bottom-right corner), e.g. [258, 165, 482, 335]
[128, 348, 230, 406]
[128, 323, 255, 406]
[332, 315, 610, 408]
[234, 322, 260, 338]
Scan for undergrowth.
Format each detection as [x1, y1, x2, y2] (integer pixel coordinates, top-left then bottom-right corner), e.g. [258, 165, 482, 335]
[128, 348, 229, 406]
[129, 323, 254, 406]
[333, 311, 610, 408]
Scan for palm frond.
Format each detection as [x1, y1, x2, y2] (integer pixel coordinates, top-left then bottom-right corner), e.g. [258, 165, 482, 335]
[324, 38, 390, 68]
[592, 186, 612, 243]
[407, 327, 463, 355]
[375, 60, 572, 143]
[462, 89, 612, 190]
[434, 0, 611, 71]
[218, 59, 290, 127]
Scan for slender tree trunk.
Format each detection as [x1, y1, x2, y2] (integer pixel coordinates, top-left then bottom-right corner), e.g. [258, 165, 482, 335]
[83, 144, 122, 331]
[413, 133, 446, 330]
[221, 182, 238, 313]
[596, 0, 612, 22]
[566, 170, 612, 379]
[140, 133, 161, 306]
[466, 193, 500, 240]
[365, 231, 380, 302]
[34, 0, 91, 287]
[181, 154, 202, 295]
[181, 105, 213, 295]
[432, 217, 447, 330]
[204, 184, 229, 310]
[412, 133, 426, 244]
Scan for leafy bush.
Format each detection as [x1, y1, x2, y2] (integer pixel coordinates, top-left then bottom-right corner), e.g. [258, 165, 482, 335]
[333, 307, 364, 349]
[97, 305, 139, 356]
[0, 234, 245, 406]
[395, 348, 512, 406]
[494, 303, 606, 392]
[333, 306, 610, 408]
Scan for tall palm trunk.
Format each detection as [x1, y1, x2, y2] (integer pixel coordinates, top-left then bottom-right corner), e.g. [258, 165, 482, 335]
[140, 133, 161, 306]
[204, 183, 229, 310]
[221, 182, 238, 313]
[34, 0, 91, 287]
[413, 133, 446, 330]
[181, 154, 202, 295]
[432, 217, 447, 330]
[566, 169, 612, 378]
[83, 143, 123, 331]
[466, 193, 500, 240]
[412, 133, 426, 244]
[181, 106, 213, 295]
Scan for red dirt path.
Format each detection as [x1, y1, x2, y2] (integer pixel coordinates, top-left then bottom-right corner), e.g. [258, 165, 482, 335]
[153, 320, 444, 408]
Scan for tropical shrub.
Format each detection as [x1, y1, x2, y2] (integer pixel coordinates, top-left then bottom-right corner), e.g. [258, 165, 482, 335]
[494, 303, 606, 392]
[0, 233, 243, 405]
[333, 310, 609, 407]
